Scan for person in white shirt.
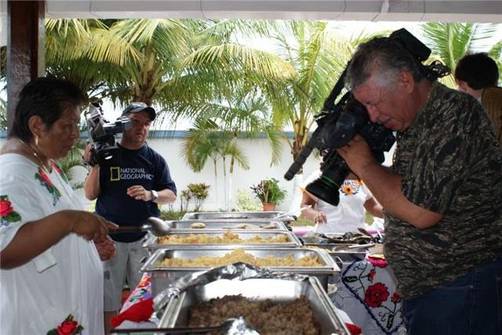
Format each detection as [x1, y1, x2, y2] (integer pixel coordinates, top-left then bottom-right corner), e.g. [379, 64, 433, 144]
[301, 169, 383, 234]
[0, 77, 116, 335]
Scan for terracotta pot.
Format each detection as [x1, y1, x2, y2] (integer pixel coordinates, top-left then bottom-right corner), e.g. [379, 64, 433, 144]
[262, 203, 276, 211]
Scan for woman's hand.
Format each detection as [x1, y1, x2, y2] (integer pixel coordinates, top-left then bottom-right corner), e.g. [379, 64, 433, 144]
[71, 211, 117, 242]
[94, 237, 116, 261]
[314, 211, 327, 224]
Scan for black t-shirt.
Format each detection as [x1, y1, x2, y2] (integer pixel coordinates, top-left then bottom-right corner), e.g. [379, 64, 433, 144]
[96, 144, 176, 242]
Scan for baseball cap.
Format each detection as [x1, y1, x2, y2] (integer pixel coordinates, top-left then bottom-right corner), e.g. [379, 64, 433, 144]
[122, 102, 156, 121]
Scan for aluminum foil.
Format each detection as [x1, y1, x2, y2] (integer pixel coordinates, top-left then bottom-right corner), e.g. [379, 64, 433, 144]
[154, 262, 308, 309]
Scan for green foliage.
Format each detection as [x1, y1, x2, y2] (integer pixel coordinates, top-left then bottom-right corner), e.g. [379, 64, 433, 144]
[420, 22, 501, 87]
[235, 189, 261, 211]
[187, 183, 210, 211]
[179, 183, 211, 211]
[250, 178, 286, 205]
[160, 209, 186, 220]
[0, 96, 6, 131]
[56, 140, 86, 188]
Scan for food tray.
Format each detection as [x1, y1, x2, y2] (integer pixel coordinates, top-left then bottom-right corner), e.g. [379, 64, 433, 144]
[182, 211, 294, 222]
[143, 230, 302, 251]
[166, 219, 289, 231]
[142, 247, 339, 293]
[158, 277, 350, 335]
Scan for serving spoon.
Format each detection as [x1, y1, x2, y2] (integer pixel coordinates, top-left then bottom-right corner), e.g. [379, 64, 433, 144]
[113, 217, 172, 236]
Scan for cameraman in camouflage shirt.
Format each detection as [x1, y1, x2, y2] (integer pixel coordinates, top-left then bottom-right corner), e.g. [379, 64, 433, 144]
[338, 36, 502, 335]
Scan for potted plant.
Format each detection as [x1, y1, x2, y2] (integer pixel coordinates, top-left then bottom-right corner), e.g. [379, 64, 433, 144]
[250, 178, 286, 211]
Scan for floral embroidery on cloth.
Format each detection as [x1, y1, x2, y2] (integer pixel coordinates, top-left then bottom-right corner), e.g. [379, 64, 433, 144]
[47, 314, 83, 335]
[0, 195, 22, 227]
[35, 167, 61, 206]
[341, 180, 362, 196]
[51, 161, 69, 183]
[340, 256, 403, 334]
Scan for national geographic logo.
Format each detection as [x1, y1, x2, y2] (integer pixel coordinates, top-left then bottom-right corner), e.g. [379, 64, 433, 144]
[109, 167, 153, 182]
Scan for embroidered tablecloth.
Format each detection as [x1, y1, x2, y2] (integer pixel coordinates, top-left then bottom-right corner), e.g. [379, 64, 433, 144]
[330, 256, 406, 335]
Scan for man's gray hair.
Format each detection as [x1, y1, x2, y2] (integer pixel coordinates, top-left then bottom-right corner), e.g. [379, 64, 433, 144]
[346, 37, 425, 90]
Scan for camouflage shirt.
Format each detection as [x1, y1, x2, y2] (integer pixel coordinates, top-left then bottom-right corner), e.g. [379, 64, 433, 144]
[384, 82, 502, 299]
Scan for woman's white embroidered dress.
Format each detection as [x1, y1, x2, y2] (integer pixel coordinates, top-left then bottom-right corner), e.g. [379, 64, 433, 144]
[0, 154, 104, 335]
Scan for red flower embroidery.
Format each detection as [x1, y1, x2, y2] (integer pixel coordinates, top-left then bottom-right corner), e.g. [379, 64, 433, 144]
[51, 161, 62, 174]
[35, 168, 61, 206]
[47, 314, 83, 335]
[39, 169, 52, 185]
[367, 256, 388, 268]
[367, 269, 376, 282]
[391, 292, 401, 304]
[364, 283, 390, 308]
[0, 196, 21, 227]
[0, 199, 13, 217]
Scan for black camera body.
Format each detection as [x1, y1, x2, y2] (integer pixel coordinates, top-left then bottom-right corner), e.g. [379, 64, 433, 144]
[85, 103, 131, 166]
[284, 28, 447, 206]
[304, 94, 395, 206]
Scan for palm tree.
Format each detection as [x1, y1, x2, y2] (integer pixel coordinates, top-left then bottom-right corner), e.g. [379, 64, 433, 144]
[421, 22, 501, 87]
[164, 19, 296, 170]
[182, 118, 250, 210]
[265, 21, 358, 162]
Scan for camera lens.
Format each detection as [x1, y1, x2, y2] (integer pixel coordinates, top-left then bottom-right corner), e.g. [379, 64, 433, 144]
[306, 177, 341, 206]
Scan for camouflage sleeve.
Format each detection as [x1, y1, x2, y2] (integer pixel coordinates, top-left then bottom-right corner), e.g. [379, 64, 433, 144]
[403, 93, 487, 214]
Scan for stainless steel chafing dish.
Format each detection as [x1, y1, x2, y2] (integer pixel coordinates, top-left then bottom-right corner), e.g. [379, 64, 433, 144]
[141, 247, 339, 294]
[182, 211, 294, 222]
[143, 230, 302, 251]
[165, 219, 289, 231]
[158, 277, 349, 335]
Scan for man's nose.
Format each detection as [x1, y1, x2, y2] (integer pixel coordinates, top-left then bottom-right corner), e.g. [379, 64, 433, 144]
[366, 106, 380, 123]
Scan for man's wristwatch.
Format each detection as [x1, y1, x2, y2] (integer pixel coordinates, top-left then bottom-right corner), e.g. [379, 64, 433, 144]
[151, 190, 159, 202]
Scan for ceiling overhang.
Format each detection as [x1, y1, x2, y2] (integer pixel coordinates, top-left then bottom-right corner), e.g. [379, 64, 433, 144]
[35, 0, 502, 23]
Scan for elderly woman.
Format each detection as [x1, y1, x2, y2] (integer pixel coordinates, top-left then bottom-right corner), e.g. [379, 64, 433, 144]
[0, 77, 116, 334]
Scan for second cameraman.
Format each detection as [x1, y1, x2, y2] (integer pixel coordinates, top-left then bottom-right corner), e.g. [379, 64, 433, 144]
[83, 102, 177, 333]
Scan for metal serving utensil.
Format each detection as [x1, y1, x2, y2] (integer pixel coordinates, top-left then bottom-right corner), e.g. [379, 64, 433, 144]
[113, 217, 172, 236]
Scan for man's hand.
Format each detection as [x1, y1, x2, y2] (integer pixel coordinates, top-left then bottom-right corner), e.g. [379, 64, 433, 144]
[127, 185, 152, 202]
[82, 143, 96, 166]
[336, 134, 377, 177]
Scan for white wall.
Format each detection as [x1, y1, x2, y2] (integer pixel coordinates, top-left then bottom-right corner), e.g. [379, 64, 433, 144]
[147, 137, 322, 212]
[0, 135, 395, 213]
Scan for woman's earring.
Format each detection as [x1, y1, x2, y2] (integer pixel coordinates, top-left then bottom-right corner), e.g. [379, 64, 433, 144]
[35, 135, 39, 147]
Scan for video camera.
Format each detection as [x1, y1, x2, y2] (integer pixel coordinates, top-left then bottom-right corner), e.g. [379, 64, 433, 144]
[284, 28, 449, 206]
[85, 102, 131, 166]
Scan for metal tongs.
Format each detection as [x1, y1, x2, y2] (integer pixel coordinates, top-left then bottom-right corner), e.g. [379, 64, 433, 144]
[273, 205, 312, 220]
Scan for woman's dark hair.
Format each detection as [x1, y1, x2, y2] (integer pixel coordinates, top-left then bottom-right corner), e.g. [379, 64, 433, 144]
[454, 53, 499, 89]
[8, 77, 87, 141]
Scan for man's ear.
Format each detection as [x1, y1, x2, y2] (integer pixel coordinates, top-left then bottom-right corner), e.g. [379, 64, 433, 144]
[456, 80, 469, 92]
[27, 115, 45, 139]
[398, 70, 415, 93]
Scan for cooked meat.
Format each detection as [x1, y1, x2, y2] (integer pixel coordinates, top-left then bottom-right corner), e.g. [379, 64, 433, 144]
[189, 295, 320, 335]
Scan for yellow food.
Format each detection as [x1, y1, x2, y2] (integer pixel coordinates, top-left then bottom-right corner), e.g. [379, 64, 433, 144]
[158, 231, 289, 244]
[190, 222, 206, 229]
[159, 249, 322, 267]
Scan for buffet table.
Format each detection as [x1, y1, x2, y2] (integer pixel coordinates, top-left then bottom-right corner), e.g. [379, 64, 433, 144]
[329, 255, 405, 335]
